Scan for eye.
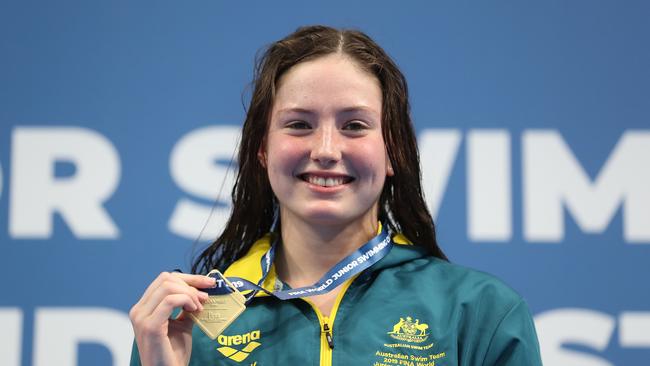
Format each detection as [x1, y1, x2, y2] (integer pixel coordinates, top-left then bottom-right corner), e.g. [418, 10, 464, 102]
[286, 120, 311, 130]
[342, 120, 368, 131]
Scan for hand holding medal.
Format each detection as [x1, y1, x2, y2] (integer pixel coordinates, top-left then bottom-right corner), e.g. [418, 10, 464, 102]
[188, 270, 246, 340]
[129, 271, 216, 366]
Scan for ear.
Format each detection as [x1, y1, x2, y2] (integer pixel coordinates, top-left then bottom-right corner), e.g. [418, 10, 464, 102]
[258, 141, 267, 168]
[386, 158, 394, 177]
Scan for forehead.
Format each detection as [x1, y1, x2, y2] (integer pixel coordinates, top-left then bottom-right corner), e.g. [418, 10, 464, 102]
[272, 53, 382, 116]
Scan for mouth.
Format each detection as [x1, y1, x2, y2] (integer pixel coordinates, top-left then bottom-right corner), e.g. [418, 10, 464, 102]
[298, 173, 355, 187]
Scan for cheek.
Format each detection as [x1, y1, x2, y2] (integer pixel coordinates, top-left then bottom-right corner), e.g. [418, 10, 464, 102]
[342, 156, 388, 196]
[266, 138, 306, 177]
[351, 140, 390, 176]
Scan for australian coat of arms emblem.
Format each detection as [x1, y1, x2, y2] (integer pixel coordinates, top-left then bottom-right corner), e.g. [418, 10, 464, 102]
[387, 316, 429, 343]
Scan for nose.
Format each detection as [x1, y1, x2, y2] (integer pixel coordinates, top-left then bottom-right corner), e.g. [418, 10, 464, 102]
[310, 124, 341, 166]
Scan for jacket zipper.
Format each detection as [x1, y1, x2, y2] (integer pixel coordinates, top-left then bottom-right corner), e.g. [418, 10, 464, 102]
[323, 322, 334, 348]
[320, 316, 334, 366]
[305, 277, 357, 366]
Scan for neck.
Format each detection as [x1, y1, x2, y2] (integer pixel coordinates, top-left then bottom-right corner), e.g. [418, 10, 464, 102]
[275, 212, 379, 288]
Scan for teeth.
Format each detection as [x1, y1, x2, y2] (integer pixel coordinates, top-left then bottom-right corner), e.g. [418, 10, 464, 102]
[306, 175, 346, 187]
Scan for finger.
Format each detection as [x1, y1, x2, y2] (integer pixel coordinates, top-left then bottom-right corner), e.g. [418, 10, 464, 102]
[168, 313, 194, 334]
[139, 280, 205, 317]
[137, 272, 178, 310]
[138, 272, 212, 310]
[164, 273, 210, 303]
[175, 310, 188, 321]
[148, 294, 200, 327]
[172, 272, 217, 289]
[133, 271, 213, 323]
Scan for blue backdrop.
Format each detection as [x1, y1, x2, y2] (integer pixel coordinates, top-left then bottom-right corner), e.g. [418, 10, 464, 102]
[1, 1, 649, 365]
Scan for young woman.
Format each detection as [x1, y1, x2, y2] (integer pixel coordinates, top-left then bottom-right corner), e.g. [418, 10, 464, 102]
[130, 25, 542, 366]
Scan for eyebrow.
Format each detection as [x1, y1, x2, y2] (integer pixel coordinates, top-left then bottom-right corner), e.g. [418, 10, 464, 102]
[339, 106, 380, 115]
[274, 106, 380, 116]
[274, 107, 316, 116]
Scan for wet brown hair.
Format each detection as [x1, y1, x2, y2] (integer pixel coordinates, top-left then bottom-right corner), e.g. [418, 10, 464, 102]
[192, 25, 446, 274]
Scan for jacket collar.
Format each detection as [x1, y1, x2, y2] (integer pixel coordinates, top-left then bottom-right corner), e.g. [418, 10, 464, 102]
[223, 227, 427, 298]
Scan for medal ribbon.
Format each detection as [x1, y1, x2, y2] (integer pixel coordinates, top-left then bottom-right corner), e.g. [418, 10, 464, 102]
[203, 224, 392, 302]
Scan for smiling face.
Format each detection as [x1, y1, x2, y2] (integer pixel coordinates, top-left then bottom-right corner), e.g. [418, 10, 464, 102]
[261, 53, 393, 228]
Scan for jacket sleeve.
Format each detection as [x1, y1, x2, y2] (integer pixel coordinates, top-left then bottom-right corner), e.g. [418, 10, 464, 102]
[130, 340, 143, 366]
[482, 299, 543, 366]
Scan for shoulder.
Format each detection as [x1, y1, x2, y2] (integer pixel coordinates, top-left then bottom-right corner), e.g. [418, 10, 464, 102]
[383, 245, 524, 309]
[376, 244, 532, 332]
[375, 245, 542, 364]
[431, 258, 524, 311]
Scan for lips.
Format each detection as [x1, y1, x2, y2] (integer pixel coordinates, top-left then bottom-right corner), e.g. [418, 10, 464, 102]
[298, 173, 355, 187]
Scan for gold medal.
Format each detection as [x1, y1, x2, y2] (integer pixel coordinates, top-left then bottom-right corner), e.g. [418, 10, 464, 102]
[189, 269, 246, 339]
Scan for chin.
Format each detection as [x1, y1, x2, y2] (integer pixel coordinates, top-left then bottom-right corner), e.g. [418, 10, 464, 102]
[303, 212, 349, 225]
[300, 208, 373, 228]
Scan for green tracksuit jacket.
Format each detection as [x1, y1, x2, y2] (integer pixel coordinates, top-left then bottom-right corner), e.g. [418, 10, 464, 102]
[131, 233, 542, 366]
